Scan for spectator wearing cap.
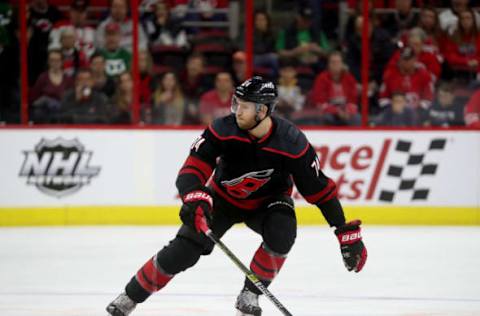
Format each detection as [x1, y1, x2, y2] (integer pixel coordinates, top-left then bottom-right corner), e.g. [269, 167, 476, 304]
[374, 92, 417, 127]
[58, 26, 89, 77]
[276, 5, 330, 70]
[308, 51, 360, 126]
[439, 0, 480, 35]
[49, 0, 96, 59]
[442, 9, 480, 81]
[98, 22, 132, 78]
[95, 0, 147, 52]
[198, 72, 234, 125]
[464, 88, 480, 128]
[141, 0, 188, 48]
[379, 46, 434, 109]
[422, 81, 465, 127]
[386, 28, 442, 81]
[379, 46, 433, 110]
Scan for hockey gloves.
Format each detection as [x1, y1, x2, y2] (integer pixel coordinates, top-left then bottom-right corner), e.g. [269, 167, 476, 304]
[180, 188, 213, 234]
[334, 220, 367, 272]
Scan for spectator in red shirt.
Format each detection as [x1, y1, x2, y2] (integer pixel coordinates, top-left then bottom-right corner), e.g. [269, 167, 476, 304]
[139, 49, 154, 107]
[309, 51, 360, 126]
[464, 89, 480, 128]
[386, 28, 442, 80]
[199, 72, 234, 125]
[379, 46, 434, 109]
[442, 9, 480, 80]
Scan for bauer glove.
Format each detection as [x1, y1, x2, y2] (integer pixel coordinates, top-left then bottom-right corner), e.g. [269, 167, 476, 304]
[334, 220, 367, 272]
[180, 187, 213, 233]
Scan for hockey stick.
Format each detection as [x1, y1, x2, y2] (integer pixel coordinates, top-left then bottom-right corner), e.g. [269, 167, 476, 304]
[203, 228, 293, 316]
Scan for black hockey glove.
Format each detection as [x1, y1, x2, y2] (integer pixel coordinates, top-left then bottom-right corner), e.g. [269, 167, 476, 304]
[334, 220, 367, 272]
[180, 187, 213, 234]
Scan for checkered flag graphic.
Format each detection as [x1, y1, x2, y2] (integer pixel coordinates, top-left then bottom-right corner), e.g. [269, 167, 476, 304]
[379, 139, 447, 202]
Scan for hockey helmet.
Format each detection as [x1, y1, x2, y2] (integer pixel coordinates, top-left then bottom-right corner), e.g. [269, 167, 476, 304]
[232, 76, 278, 114]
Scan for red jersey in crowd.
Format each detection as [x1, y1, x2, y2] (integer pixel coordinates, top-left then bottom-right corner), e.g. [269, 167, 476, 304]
[199, 90, 233, 119]
[464, 90, 480, 128]
[442, 35, 480, 72]
[309, 71, 359, 115]
[385, 49, 442, 80]
[379, 65, 434, 109]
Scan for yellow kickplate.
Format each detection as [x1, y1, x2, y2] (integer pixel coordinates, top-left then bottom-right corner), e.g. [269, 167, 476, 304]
[0, 205, 478, 226]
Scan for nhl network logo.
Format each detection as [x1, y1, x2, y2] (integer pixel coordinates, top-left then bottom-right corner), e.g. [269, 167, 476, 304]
[19, 138, 101, 198]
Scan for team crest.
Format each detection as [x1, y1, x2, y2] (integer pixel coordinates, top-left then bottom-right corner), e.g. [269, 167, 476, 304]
[221, 169, 274, 199]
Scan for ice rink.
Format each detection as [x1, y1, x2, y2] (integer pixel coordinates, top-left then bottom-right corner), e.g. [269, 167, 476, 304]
[1, 226, 480, 316]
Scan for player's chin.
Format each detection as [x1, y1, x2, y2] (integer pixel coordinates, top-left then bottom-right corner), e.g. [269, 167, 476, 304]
[236, 118, 251, 130]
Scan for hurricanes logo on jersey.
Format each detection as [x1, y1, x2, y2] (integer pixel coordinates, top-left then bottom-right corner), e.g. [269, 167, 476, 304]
[221, 169, 274, 199]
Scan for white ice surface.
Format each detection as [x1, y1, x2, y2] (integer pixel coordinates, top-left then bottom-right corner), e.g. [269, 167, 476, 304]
[1, 226, 480, 316]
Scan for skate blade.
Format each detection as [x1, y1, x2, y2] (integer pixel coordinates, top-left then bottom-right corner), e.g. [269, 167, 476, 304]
[236, 310, 255, 316]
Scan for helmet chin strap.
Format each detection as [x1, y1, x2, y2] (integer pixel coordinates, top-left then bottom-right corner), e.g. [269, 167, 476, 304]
[248, 104, 267, 131]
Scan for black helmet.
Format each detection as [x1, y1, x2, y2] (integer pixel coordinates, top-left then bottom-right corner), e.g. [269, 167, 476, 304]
[234, 76, 278, 114]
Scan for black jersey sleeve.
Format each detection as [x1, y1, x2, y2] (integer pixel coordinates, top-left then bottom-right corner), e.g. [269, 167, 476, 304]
[175, 126, 222, 196]
[290, 144, 346, 228]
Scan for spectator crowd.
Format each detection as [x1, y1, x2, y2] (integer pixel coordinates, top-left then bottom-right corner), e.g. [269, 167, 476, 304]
[0, 0, 479, 128]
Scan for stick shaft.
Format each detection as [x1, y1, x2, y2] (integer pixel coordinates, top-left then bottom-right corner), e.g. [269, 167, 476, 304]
[205, 230, 293, 316]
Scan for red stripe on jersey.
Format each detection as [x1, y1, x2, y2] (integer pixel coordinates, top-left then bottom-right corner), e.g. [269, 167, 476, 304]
[261, 143, 309, 159]
[210, 181, 267, 210]
[208, 125, 252, 143]
[304, 178, 337, 204]
[178, 167, 207, 183]
[182, 155, 213, 179]
[135, 256, 173, 293]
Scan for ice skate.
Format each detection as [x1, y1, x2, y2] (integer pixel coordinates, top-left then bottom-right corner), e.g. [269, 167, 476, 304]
[106, 292, 137, 316]
[235, 287, 262, 316]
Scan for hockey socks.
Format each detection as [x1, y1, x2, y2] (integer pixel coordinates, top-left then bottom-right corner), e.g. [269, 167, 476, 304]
[125, 255, 174, 303]
[245, 243, 286, 295]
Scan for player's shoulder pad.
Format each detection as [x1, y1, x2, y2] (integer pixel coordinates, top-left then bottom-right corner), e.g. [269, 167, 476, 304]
[264, 117, 309, 158]
[208, 114, 250, 141]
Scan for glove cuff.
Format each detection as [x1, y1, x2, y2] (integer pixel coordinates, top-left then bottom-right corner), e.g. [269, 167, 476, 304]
[335, 220, 362, 245]
[182, 189, 213, 208]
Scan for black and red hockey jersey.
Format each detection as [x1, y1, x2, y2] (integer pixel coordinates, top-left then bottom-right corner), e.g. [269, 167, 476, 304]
[176, 114, 345, 226]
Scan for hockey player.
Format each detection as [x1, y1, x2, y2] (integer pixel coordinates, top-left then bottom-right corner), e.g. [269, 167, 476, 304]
[106, 76, 368, 316]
